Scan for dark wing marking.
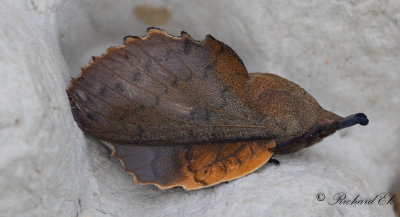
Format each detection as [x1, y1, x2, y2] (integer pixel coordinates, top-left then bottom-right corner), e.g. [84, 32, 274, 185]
[67, 28, 271, 146]
[111, 140, 275, 190]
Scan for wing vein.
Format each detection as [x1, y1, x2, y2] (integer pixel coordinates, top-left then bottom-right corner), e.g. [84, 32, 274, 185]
[71, 91, 127, 134]
[83, 71, 187, 124]
[134, 39, 258, 125]
[110, 50, 172, 93]
[99, 61, 160, 97]
[84, 70, 265, 129]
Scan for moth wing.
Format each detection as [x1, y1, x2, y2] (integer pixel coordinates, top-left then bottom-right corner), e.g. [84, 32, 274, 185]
[112, 139, 275, 190]
[67, 28, 269, 146]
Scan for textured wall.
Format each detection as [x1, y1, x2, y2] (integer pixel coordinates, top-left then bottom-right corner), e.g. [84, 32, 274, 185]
[1, 0, 399, 216]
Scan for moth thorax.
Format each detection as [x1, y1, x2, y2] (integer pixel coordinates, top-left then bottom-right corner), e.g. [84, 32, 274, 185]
[245, 73, 321, 144]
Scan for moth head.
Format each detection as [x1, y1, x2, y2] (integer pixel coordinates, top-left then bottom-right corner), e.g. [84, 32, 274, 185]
[270, 111, 368, 154]
[245, 73, 368, 154]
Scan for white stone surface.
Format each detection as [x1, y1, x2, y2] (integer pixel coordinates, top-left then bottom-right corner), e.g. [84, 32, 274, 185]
[1, 0, 399, 216]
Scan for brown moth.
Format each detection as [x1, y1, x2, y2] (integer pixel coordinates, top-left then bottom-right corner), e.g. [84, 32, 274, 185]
[66, 28, 368, 190]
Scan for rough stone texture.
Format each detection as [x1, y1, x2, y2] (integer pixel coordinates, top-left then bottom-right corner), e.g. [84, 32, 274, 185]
[1, 0, 399, 216]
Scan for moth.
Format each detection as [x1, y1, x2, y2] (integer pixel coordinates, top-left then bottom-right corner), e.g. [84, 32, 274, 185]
[67, 28, 368, 190]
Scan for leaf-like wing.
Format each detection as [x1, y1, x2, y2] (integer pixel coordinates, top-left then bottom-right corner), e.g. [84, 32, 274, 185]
[111, 140, 275, 190]
[67, 28, 270, 146]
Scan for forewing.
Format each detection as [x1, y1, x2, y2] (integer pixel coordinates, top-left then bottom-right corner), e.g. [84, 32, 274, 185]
[67, 28, 269, 146]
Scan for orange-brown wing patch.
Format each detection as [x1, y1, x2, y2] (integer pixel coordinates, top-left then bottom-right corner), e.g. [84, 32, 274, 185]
[180, 139, 275, 190]
[112, 140, 275, 190]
